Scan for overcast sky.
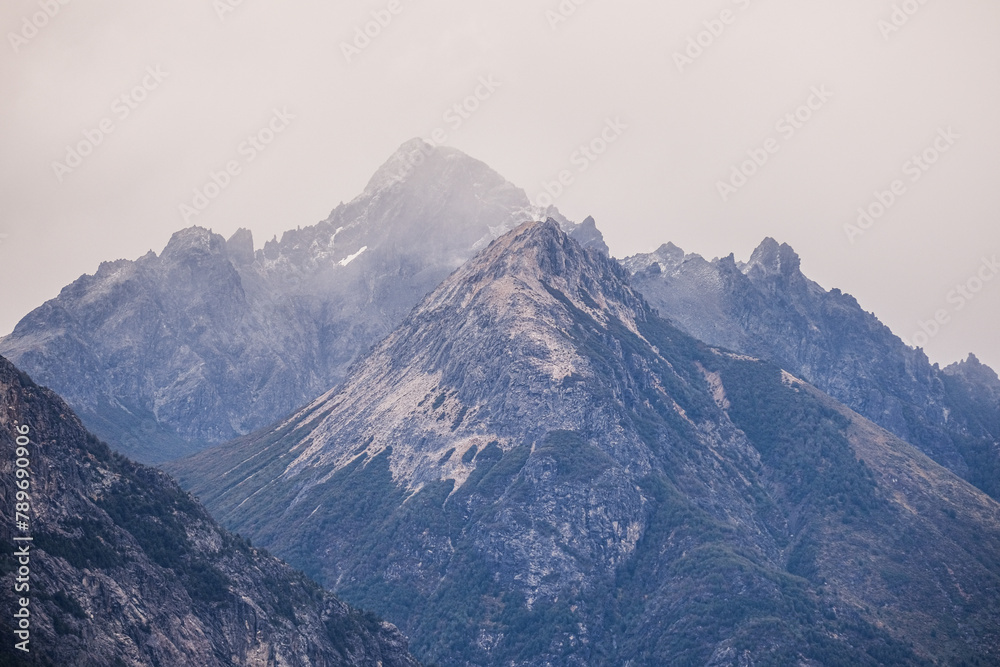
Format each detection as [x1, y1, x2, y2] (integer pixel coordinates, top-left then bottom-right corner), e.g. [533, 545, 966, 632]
[1, 0, 998, 370]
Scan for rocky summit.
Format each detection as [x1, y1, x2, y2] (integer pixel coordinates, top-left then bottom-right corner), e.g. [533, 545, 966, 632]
[170, 222, 1000, 666]
[624, 239, 1000, 502]
[0, 355, 421, 667]
[0, 139, 603, 463]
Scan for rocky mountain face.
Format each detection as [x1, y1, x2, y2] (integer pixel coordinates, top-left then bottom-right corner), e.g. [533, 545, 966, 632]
[0, 139, 603, 463]
[169, 222, 1000, 666]
[624, 239, 1000, 501]
[0, 355, 421, 667]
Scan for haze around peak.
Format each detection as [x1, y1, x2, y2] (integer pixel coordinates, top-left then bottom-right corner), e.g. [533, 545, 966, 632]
[1, 1, 997, 369]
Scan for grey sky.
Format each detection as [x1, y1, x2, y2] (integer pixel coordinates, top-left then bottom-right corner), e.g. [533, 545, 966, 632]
[1, 0, 998, 370]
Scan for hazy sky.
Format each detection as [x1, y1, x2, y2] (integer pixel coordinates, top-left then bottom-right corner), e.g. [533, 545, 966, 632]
[1, 0, 998, 370]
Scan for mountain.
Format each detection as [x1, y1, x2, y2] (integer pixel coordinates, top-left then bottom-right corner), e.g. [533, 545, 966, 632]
[169, 221, 1000, 666]
[0, 355, 421, 667]
[0, 139, 604, 463]
[622, 239, 1000, 501]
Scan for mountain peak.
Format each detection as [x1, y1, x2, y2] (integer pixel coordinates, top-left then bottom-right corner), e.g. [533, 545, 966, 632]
[745, 237, 801, 277]
[274, 219, 647, 488]
[570, 216, 611, 255]
[944, 352, 1000, 388]
[653, 241, 687, 269]
[1, 137, 599, 464]
[447, 219, 629, 304]
[360, 138, 429, 194]
[493, 218, 587, 268]
[362, 138, 500, 197]
[501, 217, 559, 244]
[226, 228, 255, 265]
[161, 226, 228, 261]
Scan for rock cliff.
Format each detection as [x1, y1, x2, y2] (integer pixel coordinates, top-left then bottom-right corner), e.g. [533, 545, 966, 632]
[0, 355, 421, 667]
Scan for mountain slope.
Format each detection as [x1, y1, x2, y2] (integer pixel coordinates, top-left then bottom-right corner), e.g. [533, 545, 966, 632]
[0, 355, 421, 667]
[624, 239, 1000, 500]
[171, 222, 1000, 666]
[0, 139, 603, 463]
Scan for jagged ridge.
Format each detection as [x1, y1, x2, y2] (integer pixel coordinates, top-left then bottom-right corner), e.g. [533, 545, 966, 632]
[625, 238, 1000, 500]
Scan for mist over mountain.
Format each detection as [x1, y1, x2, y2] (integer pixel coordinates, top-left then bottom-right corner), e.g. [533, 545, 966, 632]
[0, 355, 420, 667]
[6, 136, 995, 494]
[169, 222, 1000, 666]
[3, 136, 999, 665]
[0, 140, 602, 463]
[624, 239, 1000, 501]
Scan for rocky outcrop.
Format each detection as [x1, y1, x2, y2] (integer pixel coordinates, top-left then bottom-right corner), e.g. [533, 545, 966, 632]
[625, 238, 1000, 500]
[0, 355, 421, 667]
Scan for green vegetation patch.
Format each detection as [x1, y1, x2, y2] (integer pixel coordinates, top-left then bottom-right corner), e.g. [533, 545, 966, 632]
[533, 430, 614, 480]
